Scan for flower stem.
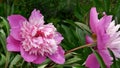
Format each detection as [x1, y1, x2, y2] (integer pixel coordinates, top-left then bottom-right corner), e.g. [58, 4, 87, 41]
[65, 42, 96, 55]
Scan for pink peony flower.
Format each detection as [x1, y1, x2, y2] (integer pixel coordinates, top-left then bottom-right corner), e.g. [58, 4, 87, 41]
[7, 9, 65, 64]
[85, 7, 120, 68]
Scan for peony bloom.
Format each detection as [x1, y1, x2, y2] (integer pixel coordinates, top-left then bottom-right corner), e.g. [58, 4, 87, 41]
[7, 9, 65, 64]
[85, 7, 120, 68]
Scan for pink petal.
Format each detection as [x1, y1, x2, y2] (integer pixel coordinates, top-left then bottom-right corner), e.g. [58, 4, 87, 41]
[47, 46, 65, 64]
[10, 28, 22, 41]
[99, 15, 112, 31]
[97, 15, 112, 37]
[85, 35, 94, 44]
[54, 32, 64, 44]
[33, 55, 46, 64]
[90, 7, 99, 33]
[96, 17, 111, 49]
[85, 53, 100, 68]
[29, 9, 44, 25]
[7, 15, 26, 28]
[97, 32, 109, 49]
[96, 15, 112, 50]
[7, 35, 20, 52]
[99, 50, 113, 68]
[20, 46, 37, 62]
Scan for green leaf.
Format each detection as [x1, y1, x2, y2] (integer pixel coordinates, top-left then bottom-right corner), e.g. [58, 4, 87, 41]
[91, 48, 106, 68]
[0, 29, 7, 53]
[76, 27, 85, 45]
[65, 55, 81, 64]
[61, 25, 73, 42]
[75, 22, 91, 33]
[93, 0, 103, 9]
[72, 66, 85, 68]
[114, 0, 120, 24]
[63, 19, 76, 27]
[38, 64, 47, 68]
[9, 54, 22, 68]
[111, 59, 120, 68]
[74, 8, 83, 22]
[0, 17, 9, 36]
[103, 0, 110, 13]
[0, 54, 6, 66]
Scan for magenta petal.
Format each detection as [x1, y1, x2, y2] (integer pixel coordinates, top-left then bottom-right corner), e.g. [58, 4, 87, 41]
[99, 15, 112, 31]
[29, 9, 44, 25]
[96, 16, 112, 50]
[54, 32, 64, 44]
[99, 50, 113, 68]
[97, 32, 110, 49]
[7, 15, 26, 28]
[7, 35, 20, 52]
[97, 15, 112, 36]
[33, 55, 46, 64]
[86, 35, 94, 44]
[90, 7, 99, 33]
[85, 53, 100, 68]
[103, 15, 112, 30]
[97, 15, 112, 37]
[20, 47, 37, 62]
[48, 46, 65, 64]
[97, 16, 111, 49]
[10, 28, 22, 41]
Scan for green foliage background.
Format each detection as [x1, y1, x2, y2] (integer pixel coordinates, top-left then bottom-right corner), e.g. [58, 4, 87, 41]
[0, 0, 120, 68]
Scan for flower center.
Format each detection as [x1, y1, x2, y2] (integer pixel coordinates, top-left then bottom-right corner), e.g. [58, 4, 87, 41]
[92, 33, 97, 42]
[21, 21, 58, 56]
[91, 33, 97, 49]
[34, 31, 44, 37]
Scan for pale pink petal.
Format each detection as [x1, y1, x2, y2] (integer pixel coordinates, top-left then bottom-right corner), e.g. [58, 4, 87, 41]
[54, 32, 64, 44]
[90, 7, 99, 33]
[113, 50, 120, 58]
[29, 9, 44, 25]
[33, 55, 46, 64]
[7, 15, 26, 28]
[20, 46, 37, 62]
[85, 53, 100, 68]
[10, 28, 22, 41]
[47, 46, 65, 64]
[85, 35, 94, 44]
[110, 48, 120, 58]
[7, 35, 20, 51]
[99, 50, 113, 68]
